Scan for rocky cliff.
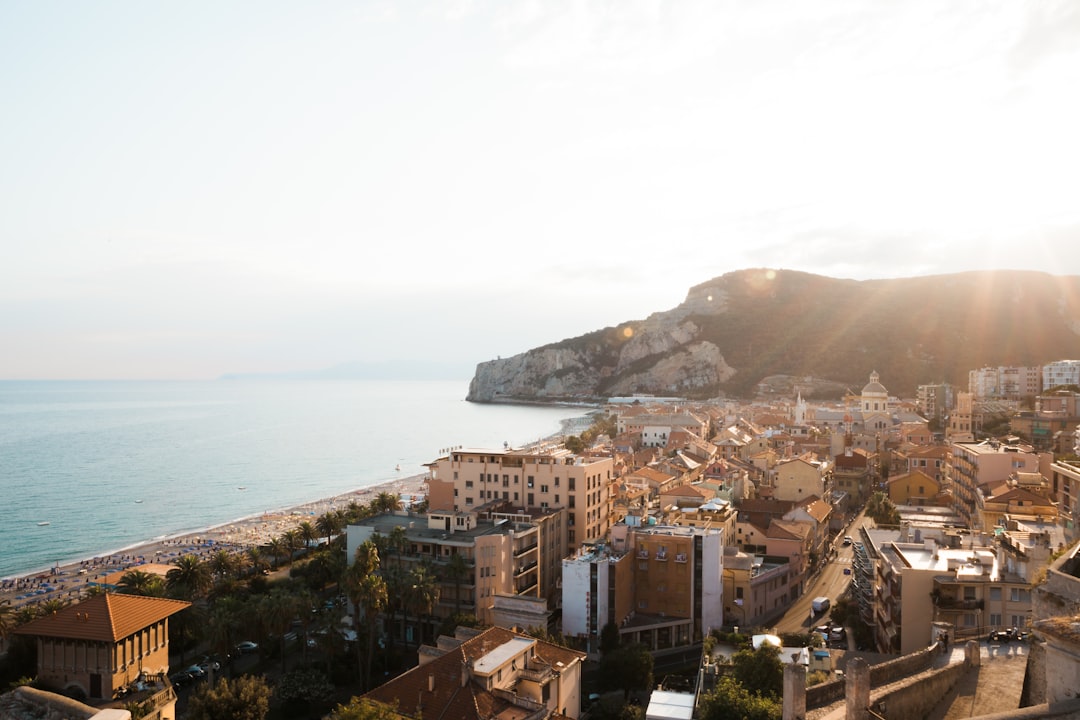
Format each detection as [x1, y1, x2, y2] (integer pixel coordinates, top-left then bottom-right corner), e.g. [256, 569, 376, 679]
[467, 268, 1080, 402]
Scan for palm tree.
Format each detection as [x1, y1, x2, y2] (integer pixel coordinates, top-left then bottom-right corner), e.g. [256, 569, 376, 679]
[166, 554, 213, 601]
[267, 537, 287, 569]
[247, 546, 269, 576]
[0, 600, 13, 653]
[116, 569, 166, 597]
[374, 491, 401, 514]
[316, 512, 342, 546]
[388, 526, 409, 566]
[344, 542, 387, 690]
[37, 598, 70, 615]
[406, 563, 440, 650]
[444, 553, 471, 615]
[298, 521, 318, 550]
[261, 589, 299, 674]
[283, 529, 303, 559]
[207, 598, 243, 682]
[210, 549, 238, 580]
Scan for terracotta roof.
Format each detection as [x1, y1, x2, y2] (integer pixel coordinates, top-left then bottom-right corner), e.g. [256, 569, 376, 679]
[13, 593, 191, 643]
[362, 626, 583, 720]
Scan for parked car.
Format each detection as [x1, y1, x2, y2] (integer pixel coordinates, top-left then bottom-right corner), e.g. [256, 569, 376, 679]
[842, 536, 853, 546]
[988, 628, 1028, 643]
[168, 670, 192, 687]
[235, 640, 259, 654]
[186, 665, 206, 678]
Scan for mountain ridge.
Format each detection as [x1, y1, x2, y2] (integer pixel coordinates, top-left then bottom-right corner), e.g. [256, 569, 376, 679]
[466, 268, 1080, 402]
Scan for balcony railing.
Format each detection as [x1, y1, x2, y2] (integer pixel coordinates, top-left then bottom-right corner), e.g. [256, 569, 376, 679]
[655, 551, 668, 561]
[638, 549, 649, 559]
[675, 553, 687, 563]
[514, 543, 539, 558]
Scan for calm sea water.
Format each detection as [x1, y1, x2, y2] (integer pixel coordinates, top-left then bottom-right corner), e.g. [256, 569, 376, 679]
[0, 379, 584, 579]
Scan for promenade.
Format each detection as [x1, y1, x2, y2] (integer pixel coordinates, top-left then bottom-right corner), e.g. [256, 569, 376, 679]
[0, 474, 427, 613]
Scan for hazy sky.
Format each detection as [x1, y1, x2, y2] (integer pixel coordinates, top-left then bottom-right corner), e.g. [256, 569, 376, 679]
[2, 1, 1078, 380]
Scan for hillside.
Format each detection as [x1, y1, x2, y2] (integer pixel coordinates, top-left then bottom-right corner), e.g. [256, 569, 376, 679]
[466, 269, 1080, 402]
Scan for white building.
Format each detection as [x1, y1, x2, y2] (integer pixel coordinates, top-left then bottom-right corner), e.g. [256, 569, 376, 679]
[1044, 360, 1080, 391]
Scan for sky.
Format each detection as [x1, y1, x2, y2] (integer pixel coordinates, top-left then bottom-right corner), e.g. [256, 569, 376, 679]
[2, 0, 1079, 380]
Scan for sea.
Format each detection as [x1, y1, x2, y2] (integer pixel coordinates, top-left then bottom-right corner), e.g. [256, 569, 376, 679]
[0, 379, 588, 579]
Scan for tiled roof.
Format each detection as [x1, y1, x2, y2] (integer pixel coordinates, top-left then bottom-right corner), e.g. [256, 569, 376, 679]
[13, 593, 191, 643]
[362, 626, 584, 720]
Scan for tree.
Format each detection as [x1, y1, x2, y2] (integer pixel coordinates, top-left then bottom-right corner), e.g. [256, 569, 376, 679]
[186, 675, 271, 720]
[298, 521, 319, 549]
[600, 621, 621, 655]
[317, 512, 343, 546]
[207, 599, 242, 680]
[115, 570, 165, 597]
[0, 600, 14, 650]
[731, 644, 784, 699]
[406, 563, 440, 649]
[699, 676, 781, 720]
[443, 552, 471, 614]
[282, 529, 303, 559]
[267, 537, 287, 569]
[261, 588, 301, 674]
[598, 643, 653, 700]
[866, 491, 901, 526]
[374, 491, 402, 514]
[344, 541, 388, 690]
[211, 549, 239, 580]
[325, 697, 400, 720]
[166, 554, 213, 601]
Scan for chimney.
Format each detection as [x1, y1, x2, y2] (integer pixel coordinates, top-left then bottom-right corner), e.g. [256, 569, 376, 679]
[461, 662, 470, 687]
[428, 674, 435, 692]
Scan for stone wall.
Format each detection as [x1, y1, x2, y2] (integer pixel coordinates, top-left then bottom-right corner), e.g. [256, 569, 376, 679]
[869, 661, 968, 719]
[805, 644, 937, 710]
[0, 686, 125, 720]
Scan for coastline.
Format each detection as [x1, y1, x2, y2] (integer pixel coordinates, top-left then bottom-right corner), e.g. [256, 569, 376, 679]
[0, 473, 428, 611]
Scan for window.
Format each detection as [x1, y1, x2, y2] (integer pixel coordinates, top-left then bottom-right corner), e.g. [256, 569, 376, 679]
[989, 613, 1002, 627]
[528, 493, 534, 505]
[555, 477, 560, 487]
[465, 497, 473, 505]
[1010, 588, 1031, 602]
[569, 496, 575, 508]
[466, 481, 473, 488]
[555, 495, 559, 504]
[541, 484, 549, 493]
[569, 477, 576, 491]
[964, 587, 976, 600]
[990, 587, 1002, 601]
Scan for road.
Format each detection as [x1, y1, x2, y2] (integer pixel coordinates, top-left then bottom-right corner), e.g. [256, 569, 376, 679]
[772, 508, 869, 635]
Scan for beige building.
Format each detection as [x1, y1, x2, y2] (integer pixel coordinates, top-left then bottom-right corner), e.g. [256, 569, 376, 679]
[427, 446, 615, 549]
[948, 439, 1051, 530]
[363, 625, 586, 720]
[887, 470, 942, 507]
[347, 505, 565, 628]
[772, 456, 830, 503]
[13, 593, 190, 718]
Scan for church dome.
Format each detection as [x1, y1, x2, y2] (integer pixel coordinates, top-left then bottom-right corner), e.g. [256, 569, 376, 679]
[862, 371, 887, 396]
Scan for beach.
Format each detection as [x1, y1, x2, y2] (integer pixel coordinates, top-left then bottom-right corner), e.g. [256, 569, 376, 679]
[0, 473, 428, 612]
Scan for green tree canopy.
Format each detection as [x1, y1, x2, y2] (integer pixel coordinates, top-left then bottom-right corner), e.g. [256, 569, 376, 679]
[731, 644, 784, 699]
[186, 675, 271, 720]
[598, 643, 653, 700]
[699, 676, 781, 720]
[324, 697, 401, 720]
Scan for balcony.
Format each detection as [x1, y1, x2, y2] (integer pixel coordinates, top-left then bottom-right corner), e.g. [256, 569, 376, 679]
[638, 549, 649, 559]
[515, 560, 538, 577]
[514, 543, 539, 558]
[675, 553, 687, 563]
[655, 551, 668, 561]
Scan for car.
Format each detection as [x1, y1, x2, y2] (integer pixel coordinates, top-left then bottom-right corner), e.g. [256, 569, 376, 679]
[168, 670, 192, 687]
[842, 536, 853, 546]
[186, 665, 206, 678]
[235, 640, 259, 654]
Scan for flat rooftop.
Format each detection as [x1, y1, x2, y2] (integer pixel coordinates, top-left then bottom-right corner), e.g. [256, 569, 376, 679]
[473, 637, 535, 675]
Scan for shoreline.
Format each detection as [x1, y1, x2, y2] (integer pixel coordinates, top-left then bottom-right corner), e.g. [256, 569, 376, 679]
[0, 473, 428, 611]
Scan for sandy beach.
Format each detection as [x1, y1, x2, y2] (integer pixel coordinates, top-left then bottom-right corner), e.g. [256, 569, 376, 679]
[0, 473, 428, 612]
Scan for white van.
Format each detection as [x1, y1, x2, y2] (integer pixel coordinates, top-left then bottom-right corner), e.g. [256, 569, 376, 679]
[811, 596, 830, 614]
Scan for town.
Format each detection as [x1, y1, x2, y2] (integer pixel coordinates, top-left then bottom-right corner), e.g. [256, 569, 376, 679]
[4, 361, 1080, 720]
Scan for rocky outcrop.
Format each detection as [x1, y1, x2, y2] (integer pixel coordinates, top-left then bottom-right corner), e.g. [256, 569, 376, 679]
[467, 268, 1080, 402]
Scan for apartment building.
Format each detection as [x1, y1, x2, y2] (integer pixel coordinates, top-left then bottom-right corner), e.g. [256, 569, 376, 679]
[947, 392, 975, 442]
[603, 524, 725, 651]
[616, 410, 710, 443]
[427, 446, 615, 549]
[905, 445, 949, 483]
[346, 506, 565, 628]
[722, 547, 798, 630]
[833, 447, 875, 505]
[772, 455, 831, 503]
[886, 470, 942, 507]
[916, 383, 955, 423]
[1050, 458, 1080, 542]
[969, 366, 1041, 400]
[1043, 359, 1080, 390]
[947, 439, 1051, 530]
[560, 544, 635, 655]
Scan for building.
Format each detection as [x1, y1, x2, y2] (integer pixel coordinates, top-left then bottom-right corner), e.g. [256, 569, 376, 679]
[859, 371, 892, 432]
[560, 544, 634, 655]
[605, 524, 725, 651]
[1043, 359, 1080, 391]
[916, 383, 955, 424]
[361, 625, 586, 720]
[772, 456, 831, 504]
[886, 470, 942, 507]
[969, 366, 1041, 400]
[346, 506, 565, 629]
[12, 593, 190, 718]
[833, 447, 875, 505]
[1050, 458, 1080, 542]
[426, 446, 616, 549]
[947, 439, 1050, 530]
[947, 392, 975, 442]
